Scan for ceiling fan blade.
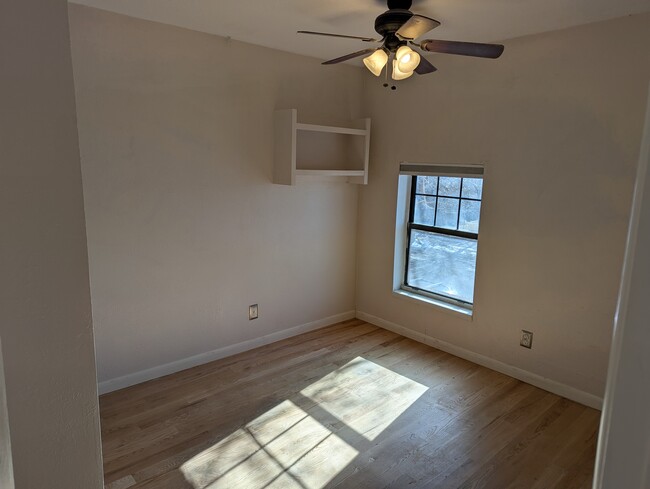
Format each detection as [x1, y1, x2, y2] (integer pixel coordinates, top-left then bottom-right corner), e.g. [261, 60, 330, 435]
[298, 31, 379, 42]
[322, 48, 378, 65]
[420, 39, 504, 59]
[415, 56, 437, 75]
[396, 14, 440, 40]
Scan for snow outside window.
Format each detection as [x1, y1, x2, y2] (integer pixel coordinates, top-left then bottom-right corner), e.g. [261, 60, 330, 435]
[403, 174, 483, 307]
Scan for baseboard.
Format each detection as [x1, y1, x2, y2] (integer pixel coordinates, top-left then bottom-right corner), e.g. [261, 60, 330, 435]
[98, 310, 356, 395]
[356, 311, 603, 410]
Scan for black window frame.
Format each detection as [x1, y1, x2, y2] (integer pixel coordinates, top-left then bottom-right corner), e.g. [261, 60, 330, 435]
[403, 175, 482, 307]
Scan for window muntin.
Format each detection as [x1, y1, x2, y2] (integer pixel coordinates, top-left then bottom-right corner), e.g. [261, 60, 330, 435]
[404, 175, 483, 305]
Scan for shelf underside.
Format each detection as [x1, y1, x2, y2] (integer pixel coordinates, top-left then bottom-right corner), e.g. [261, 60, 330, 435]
[295, 169, 365, 177]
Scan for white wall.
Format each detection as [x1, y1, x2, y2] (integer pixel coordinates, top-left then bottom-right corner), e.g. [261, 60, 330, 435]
[594, 83, 650, 489]
[0, 1, 103, 487]
[356, 14, 650, 401]
[68, 5, 363, 389]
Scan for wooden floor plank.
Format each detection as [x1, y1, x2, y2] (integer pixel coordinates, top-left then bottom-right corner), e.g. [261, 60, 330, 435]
[100, 320, 600, 488]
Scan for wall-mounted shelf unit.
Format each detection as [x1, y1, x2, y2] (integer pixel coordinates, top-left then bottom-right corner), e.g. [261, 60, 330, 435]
[274, 109, 371, 185]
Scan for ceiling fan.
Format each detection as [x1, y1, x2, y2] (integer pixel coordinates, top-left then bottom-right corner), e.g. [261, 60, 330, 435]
[298, 0, 504, 86]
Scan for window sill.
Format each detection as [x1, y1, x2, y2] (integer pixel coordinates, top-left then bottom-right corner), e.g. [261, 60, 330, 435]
[392, 289, 473, 320]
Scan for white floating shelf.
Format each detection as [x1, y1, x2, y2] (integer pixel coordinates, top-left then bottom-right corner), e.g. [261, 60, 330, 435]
[274, 109, 371, 186]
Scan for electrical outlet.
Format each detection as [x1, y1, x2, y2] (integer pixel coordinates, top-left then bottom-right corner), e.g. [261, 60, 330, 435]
[520, 330, 533, 349]
[249, 304, 258, 320]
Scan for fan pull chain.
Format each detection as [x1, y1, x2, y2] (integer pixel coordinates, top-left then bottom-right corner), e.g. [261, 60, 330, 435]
[382, 56, 397, 90]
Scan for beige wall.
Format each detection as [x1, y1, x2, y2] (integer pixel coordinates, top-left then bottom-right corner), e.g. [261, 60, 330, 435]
[356, 14, 650, 399]
[0, 1, 103, 487]
[68, 5, 363, 388]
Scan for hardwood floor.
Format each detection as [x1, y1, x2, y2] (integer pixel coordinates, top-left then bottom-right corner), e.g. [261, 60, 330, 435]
[100, 319, 600, 489]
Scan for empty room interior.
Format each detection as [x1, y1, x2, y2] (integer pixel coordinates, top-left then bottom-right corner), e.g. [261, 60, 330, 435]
[2, 0, 650, 488]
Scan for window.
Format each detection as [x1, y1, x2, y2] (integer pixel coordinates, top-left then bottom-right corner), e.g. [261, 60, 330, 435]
[397, 164, 483, 310]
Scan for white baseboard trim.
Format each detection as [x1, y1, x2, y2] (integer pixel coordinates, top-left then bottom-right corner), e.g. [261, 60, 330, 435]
[356, 311, 603, 410]
[98, 310, 356, 395]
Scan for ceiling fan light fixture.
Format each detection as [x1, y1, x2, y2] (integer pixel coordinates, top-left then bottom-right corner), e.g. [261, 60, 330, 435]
[392, 59, 414, 80]
[395, 45, 420, 73]
[299, 0, 506, 80]
[363, 49, 389, 76]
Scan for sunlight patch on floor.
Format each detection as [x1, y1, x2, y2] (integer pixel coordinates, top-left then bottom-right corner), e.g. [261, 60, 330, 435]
[180, 400, 358, 489]
[180, 357, 427, 488]
[300, 356, 429, 440]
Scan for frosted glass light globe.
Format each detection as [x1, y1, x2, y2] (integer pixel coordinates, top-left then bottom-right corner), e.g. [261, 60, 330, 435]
[396, 45, 420, 73]
[363, 49, 389, 76]
[392, 60, 414, 80]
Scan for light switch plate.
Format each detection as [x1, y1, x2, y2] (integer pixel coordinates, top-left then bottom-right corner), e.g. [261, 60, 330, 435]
[249, 304, 258, 320]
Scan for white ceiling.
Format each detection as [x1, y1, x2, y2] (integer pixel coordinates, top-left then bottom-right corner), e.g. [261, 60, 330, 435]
[72, 0, 650, 62]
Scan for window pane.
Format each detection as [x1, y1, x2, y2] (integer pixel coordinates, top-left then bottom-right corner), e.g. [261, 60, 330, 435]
[435, 197, 459, 229]
[413, 196, 436, 226]
[407, 230, 477, 303]
[438, 177, 461, 197]
[416, 176, 438, 195]
[459, 200, 481, 233]
[461, 178, 483, 199]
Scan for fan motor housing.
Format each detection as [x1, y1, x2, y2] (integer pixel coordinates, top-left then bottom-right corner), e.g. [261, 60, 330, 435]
[375, 9, 412, 51]
[375, 9, 412, 36]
